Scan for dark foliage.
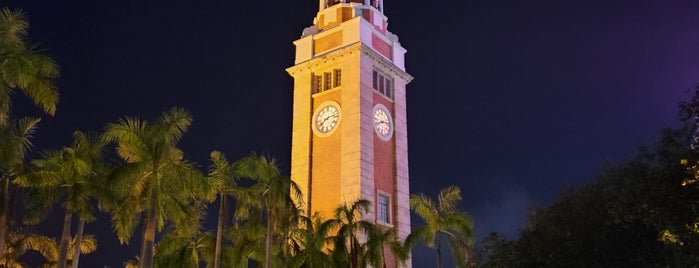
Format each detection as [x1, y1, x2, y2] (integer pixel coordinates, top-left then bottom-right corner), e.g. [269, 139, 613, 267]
[475, 88, 699, 268]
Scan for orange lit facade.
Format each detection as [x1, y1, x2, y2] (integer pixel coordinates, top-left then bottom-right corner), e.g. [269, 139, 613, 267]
[287, 1, 412, 267]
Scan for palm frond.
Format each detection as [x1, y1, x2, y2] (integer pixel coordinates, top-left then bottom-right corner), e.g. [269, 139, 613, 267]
[21, 187, 59, 224]
[110, 196, 144, 244]
[0, 8, 28, 46]
[0, 86, 11, 124]
[68, 234, 97, 255]
[103, 117, 149, 162]
[442, 211, 474, 244]
[0, 117, 40, 169]
[19, 50, 59, 115]
[437, 185, 462, 212]
[153, 107, 192, 145]
[72, 130, 107, 163]
[409, 193, 438, 226]
[13, 168, 63, 188]
[405, 224, 434, 248]
[0, 9, 60, 118]
[106, 162, 150, 197]
[3, 231, 59, 264]
[446, 234, 471, 268]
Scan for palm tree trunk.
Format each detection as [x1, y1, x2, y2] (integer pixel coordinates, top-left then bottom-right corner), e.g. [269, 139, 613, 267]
[436, 233, 442, 268]
[0, 178, 9, 256]
[265, 208, 274, 268]
[192, 248, 200, 268]
[139, 216, 148, 262]
[58, 209, 73, 268]
[351, 239, 360, 268]
[214, 194, 226, 268]
[140, 188, 158, 268]
[71, 219, 85, 268]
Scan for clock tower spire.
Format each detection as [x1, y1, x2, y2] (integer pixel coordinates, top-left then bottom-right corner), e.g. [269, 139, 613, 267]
[287, 1, 412, 267]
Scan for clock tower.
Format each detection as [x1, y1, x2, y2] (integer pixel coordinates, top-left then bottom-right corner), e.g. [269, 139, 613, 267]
[287, 1, 412, 267]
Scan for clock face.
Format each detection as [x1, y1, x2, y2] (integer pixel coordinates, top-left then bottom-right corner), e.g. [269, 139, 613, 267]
[373, 104, 394, 141]
[312, 101, 341, 136]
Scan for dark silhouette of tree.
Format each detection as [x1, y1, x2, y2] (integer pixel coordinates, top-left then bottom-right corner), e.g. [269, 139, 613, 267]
[477, 86, 699, 267]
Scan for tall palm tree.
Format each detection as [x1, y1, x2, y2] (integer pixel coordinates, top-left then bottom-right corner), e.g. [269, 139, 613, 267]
[207, 151, 260, 268]
[103, 107, 211, 268]
[407, 185, 474, 268]
[0, 8, 60, 125]
[238, 154, 302, 268]
[331, 199, 377, 268]
[0, 117, 39, 257]
[0, 7, 59, 260]
[14, 131, 106, 268]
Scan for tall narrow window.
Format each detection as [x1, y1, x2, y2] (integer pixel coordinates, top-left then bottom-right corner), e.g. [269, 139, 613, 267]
[385, 79, 392, 99]
[378, 75, 385, 95]
[372, 70, 378, 90]
[333, 69, 342, 87]
[311, 73, 322, 94]
[323, 72, 332, 91]
[378, 193, 390, 224]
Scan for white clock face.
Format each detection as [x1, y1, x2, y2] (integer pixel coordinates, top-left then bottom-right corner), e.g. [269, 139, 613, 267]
[312, 101, 341, 136]
[373, 104, 393, 141]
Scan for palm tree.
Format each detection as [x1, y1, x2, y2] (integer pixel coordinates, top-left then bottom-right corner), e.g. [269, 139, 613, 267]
[103, 107, 212, 268]
[407, 185, 474, 268]
[287, 213, 336, 268]
[207, 151, 260, 268]
[0, 117, 39, 257]
[331, 199, 377, 268]
[364, 227, 402, 268]
[154, 231, 216, 268]
[14, 131, 106, 268]
[0, 8, 60, 125]
[227, 206, 267, 267]
[0, 7, 59, 259]
[238, 154, 302, 268]
[0, 231, 57, 268]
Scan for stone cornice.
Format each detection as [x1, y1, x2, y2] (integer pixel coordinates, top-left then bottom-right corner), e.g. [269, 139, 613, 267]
[360, 43, 413, 84]
[286, 43, 363, 76]
[286, 42, 413, 84]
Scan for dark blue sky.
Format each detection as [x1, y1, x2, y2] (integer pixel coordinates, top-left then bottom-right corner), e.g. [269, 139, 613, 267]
[5, 0, 699, 267]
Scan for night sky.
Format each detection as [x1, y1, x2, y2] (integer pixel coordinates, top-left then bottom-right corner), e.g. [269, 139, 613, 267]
[4, 0, 699, 267]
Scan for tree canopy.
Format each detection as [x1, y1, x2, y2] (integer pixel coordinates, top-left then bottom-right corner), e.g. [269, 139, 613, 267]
[475, 86, 699, 268]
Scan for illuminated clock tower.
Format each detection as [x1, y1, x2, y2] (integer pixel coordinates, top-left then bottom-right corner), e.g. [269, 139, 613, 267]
[287, 0, 412, 267]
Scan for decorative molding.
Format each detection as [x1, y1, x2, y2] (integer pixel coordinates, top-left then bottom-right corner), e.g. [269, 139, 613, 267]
[360, 44, 413, 83]
[287, 42, 413, 84]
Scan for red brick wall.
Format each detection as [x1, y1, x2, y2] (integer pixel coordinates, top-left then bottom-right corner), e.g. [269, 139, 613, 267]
[373, 92, 395, 213]
[372, 33, 392, 60]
